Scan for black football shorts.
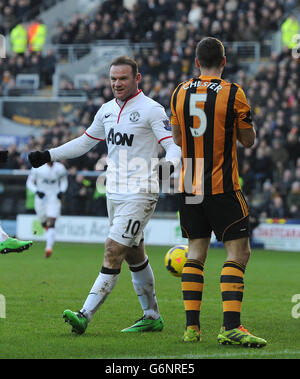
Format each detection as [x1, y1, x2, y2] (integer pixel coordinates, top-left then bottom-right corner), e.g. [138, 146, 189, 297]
[179, 190, 250, 242]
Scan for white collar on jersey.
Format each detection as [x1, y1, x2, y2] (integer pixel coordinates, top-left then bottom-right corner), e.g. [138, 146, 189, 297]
[115, 89, 142, 108]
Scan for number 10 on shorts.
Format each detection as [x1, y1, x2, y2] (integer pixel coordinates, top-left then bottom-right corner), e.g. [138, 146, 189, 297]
[124, 219, 141, 237]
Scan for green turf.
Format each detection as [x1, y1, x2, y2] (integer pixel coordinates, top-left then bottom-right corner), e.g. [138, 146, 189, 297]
[0, 242, 300, 359]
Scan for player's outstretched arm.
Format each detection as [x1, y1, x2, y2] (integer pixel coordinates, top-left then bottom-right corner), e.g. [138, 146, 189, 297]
[28, 134, 99, 168]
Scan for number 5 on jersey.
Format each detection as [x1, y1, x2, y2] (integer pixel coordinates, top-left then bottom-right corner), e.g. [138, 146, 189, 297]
[189, 93, 207, 137]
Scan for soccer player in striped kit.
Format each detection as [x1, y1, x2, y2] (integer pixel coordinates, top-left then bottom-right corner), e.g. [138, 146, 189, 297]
[170, 37, 266, 347]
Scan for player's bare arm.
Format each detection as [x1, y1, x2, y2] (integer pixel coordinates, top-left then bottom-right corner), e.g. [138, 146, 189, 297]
[237, 126, 256, 148]
[172, 124, 182, 147]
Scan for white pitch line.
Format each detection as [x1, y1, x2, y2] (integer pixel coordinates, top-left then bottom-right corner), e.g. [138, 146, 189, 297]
[114, 350, 300, 359]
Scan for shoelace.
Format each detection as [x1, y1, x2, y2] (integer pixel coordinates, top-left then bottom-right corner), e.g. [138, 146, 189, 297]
[135, 315, 156, 323]
[238, 325, 251, 334]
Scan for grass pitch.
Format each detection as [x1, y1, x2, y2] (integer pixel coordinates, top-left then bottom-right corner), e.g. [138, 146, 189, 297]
[0, 242, 300, 359]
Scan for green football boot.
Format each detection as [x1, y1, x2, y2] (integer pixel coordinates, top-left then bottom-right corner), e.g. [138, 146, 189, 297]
[217, 325, 267, 348]
[121, 315, 164, 333]
[0, 237, 33, 254]
[63, 309, 88, 335]
[183, 327, 201, 342]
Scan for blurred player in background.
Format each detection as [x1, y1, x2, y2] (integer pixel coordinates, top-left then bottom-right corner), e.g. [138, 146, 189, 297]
[171, 37, 266, 347]
[26, 161, 68, 258]
[28, 56, 181, 335]
[0, 150, 33, 254]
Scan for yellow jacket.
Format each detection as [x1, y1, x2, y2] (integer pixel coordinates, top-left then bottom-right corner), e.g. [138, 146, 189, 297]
[28, 23, 47, 52]
[282, 16, 300, 49]
[10, 24, 27, 53]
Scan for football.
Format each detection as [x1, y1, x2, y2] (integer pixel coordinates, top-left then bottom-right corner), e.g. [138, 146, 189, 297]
[164, 245, 188, 277]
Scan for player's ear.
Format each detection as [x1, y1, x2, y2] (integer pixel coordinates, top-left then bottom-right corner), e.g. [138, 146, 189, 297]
[222, 56, 226, 67]
[136, 72, 142, 83]
[195, 57, 200, 68]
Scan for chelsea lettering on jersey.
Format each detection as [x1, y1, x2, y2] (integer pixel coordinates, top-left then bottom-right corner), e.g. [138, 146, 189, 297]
[85, 90, 173, 200]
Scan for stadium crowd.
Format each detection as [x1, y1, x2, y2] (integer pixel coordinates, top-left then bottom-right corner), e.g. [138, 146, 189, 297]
[0, 0, 300, 221]
[1, 0, 297, 94]
[51, 0, 289, 45]
[0, 0, 37, 33]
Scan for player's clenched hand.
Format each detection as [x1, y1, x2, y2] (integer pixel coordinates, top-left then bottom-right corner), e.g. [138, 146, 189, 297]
[28, 150, 51, 168]
[0, 150, 8, 163]
[36, 191, 45, 199]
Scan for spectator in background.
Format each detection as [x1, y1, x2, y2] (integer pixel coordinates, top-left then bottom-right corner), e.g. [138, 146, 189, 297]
[80, 97, 98, 124]
[281, 13, 300, 49]
[285, 129, 300, 167]
[10, 23, 27, 54]
[188, 1, 202, 27]
[287, 181, 300, 218]
[15, 0, 31, 18]
[92, 174, 107, 217]
[41, 48, 57, 86]
[278, 168, 294, 199]
[253, 146, 272, 189]
[2, 5, 17, 32]
[240, 160, 255, 195]
[26, 53, 41, 74]
[268, 196, 286, 218]
[65, 166, 84, 215]
[28, 19, 47, 52]
[269, 138, 289, 180]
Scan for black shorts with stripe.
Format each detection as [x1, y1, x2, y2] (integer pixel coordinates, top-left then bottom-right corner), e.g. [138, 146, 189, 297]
[179, 190, 250, 242]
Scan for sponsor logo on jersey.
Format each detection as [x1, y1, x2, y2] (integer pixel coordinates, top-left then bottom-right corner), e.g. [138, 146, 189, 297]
[107, 128, 134, 146]
[129, 111, 140, 122]
[42, 179, 57, 184]
[105, 113, 112, 118]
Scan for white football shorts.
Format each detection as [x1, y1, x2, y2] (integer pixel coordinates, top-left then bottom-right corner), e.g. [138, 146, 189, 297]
[34, 194, 61, 224]
[107, 198, 157, 247]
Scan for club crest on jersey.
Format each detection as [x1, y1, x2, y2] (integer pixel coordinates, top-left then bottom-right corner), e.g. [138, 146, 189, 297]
[129, 111, 140, 122]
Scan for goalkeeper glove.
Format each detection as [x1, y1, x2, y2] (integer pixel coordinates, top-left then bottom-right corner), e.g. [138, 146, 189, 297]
[0, 150, 8, 163]
[28, 151, 51, 168]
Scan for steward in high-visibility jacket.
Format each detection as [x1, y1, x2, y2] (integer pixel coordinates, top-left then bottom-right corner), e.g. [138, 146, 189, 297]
[281, 14, 300, 49]
[28, 20, 47, 52]
[10, 24, 27, 54]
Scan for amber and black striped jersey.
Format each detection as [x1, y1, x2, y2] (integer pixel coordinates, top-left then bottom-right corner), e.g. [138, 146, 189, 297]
[170, 75, 253, 196]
